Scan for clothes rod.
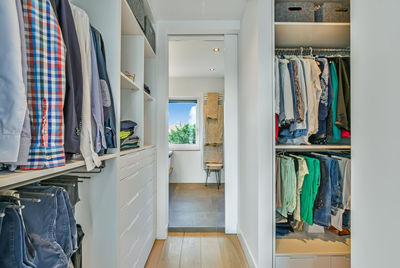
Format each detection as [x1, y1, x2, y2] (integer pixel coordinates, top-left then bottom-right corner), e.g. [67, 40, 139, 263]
[275, 145, 351, 152]
[275, 47, 350, 56]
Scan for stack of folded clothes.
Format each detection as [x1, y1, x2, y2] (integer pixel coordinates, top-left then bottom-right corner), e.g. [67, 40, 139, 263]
[120, 120, 140, 150]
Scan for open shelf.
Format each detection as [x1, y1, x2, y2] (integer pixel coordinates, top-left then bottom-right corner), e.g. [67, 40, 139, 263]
[275, 144, 351, 152]
[144, 91, 155, 102]
[121, 0, 155, 58]
[275, 22, 350, 48]
[121, 72, 141, 91]
[0, 153, 119, 190]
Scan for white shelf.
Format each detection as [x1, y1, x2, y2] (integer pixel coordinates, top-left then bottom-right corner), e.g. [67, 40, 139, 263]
[0, 153, 118, 190]
[120, 72, 140, 91]
[275, 145, 351, 151]
[275, 22, 350, 48]
[144, 91, 155, 102]
[121, 0, 155, 58]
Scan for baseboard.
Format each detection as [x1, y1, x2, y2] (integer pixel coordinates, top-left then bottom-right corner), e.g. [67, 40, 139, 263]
[237, 228, 258, 268]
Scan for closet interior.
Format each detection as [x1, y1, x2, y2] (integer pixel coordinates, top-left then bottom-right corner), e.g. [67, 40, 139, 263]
[0, 0, 158, 267]
[274, 0, 351, 267]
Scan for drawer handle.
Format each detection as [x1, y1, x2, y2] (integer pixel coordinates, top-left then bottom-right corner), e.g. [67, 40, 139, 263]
[126, 192, 140, 207]
[127, 214, 140, 232]
[120, 214, 140, 238]
[288, 7, 302, 12]
[126, 171, 140, 181]
[335, 8, 349, 13]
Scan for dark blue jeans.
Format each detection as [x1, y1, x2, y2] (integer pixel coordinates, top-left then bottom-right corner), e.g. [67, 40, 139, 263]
[0, 208, 36, 268]
[21, 186, 71, 268]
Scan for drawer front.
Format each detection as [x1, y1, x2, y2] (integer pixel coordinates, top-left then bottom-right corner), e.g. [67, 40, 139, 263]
[119, 160, 141, 181]
[331, 256, 350, 268]
[119, 169, 142, 207]
[120, 151, 142, 169]
[276, 256, 331, 268]
[119, 190, 142, 234]
[120, 209, 145, 259]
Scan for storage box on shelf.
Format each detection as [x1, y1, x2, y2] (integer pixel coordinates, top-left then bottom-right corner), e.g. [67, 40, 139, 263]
[315, 2, 350, 23]
[275, 1, 315, 22]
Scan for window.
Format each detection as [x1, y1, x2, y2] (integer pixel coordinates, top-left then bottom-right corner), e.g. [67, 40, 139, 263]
[168, 98, 200, 150]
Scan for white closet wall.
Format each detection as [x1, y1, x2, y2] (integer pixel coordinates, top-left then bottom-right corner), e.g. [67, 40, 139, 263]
[237, 1, 260, 267]
[352, 0, 400, 267]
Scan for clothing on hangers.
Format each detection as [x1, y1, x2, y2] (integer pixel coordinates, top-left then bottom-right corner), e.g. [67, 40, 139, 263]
[276, 152, 351, 237]
[275, 54, 351, 145]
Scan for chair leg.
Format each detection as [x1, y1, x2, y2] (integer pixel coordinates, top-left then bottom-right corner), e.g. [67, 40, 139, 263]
[205, 169, 210, 187]
[217, 170, 221, 190]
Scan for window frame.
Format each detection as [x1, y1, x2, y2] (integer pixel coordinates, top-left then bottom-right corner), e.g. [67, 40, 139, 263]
[168, 96, 201, 151]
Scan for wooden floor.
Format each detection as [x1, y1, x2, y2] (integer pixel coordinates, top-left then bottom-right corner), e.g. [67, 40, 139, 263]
[145, 233, 249, 268]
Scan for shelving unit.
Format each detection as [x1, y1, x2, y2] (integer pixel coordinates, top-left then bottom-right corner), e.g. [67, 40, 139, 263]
[121, 0, 155, 58]
[120, 72, 140, 91]
[275, 22, 350, 48]
[273, 4, 351, 267]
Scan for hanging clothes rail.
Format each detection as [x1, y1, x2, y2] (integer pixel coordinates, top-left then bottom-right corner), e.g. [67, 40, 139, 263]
[276, 145, 351, 152]
[275, 47, 350, 57]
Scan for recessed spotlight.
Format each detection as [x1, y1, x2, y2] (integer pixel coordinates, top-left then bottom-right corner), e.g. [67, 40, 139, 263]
[213, 48, 220, 53]
[209, 68, 216, 71]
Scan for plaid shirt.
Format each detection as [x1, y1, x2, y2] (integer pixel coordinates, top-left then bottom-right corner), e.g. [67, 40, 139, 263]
[21, 0, 66, 169]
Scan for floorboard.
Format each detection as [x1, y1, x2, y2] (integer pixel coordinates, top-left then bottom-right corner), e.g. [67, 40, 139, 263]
[145, 233, 248, 268]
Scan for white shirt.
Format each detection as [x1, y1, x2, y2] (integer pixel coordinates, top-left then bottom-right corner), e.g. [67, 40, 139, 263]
[71, 4, 101, 171]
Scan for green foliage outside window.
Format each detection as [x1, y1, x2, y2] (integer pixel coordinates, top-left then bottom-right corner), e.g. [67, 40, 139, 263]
[169, 124, 196, 144]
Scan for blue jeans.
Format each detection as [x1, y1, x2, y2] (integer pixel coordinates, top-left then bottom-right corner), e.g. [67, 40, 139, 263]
[313, 158, 332, 227]
[0, 208, 36, 267]
[21, 186, 70, 268]
[62, 190, 78, 253]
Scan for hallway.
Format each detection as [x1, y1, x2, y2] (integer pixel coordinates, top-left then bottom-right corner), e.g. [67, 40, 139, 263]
[145, 233, 249, 268]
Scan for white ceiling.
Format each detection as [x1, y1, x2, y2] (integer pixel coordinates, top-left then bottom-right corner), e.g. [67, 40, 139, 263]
[148, 0, 247, 20]
[169, 40, 225, 78]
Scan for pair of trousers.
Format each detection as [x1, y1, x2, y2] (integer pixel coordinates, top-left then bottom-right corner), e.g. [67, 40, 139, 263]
[21, 186, 77, 268]
[0, 207, 36, 267]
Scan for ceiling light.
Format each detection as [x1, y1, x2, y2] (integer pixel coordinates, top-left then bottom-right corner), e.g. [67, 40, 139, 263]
[209, 68, 216, 71]
[213, 48, 220, 53]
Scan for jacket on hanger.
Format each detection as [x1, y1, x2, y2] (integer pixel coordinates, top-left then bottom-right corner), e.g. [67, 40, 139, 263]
[51, 0, 84, 156]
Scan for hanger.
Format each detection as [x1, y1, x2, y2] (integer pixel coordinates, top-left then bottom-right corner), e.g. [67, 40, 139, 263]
[0, 201, 26, 210]
[18, 191, 55, 197]
[0, 195, 41, 203]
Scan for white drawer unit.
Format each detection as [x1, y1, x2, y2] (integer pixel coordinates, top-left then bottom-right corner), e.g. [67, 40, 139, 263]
[276, 255, 350, 268]
[118, 147, 156, 268]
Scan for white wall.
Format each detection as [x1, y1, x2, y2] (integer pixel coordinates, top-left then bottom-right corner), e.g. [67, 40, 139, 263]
[352, 1, 400, 267]
[237, 1, 259, 267]
[169, 77, 224, 183]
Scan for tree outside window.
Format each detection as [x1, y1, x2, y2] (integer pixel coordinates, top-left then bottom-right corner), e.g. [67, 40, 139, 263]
[169, 98, 199, 150]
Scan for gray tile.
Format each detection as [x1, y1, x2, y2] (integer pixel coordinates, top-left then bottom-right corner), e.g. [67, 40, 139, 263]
[168, 183, 225, 230]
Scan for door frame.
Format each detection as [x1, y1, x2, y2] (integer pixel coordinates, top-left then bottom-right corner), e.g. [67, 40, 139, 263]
[155, 21, 240, 239]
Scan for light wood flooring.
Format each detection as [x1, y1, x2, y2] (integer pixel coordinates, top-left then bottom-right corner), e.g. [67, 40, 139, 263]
[145, 233, 249, 268]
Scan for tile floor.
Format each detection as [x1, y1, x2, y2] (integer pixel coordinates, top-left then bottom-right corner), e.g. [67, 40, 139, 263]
[169, 183, 225, 232]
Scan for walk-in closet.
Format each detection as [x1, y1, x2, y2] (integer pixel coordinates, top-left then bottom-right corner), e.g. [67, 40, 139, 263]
[1, 0, 400, 267]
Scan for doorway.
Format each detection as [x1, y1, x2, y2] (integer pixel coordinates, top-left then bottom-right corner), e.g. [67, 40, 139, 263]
[168, 38, 225, 232]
